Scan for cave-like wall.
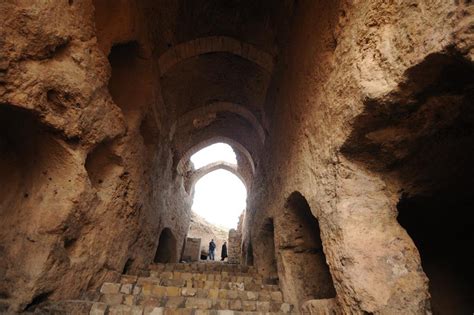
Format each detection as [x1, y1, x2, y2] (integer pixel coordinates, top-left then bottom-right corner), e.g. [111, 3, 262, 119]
[244, 0, 473, 313]
[0, 1, 191, 312]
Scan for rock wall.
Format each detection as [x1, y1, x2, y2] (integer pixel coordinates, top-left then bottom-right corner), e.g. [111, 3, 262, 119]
[0, 1, 191, 312]
[244, 0, 473, 314]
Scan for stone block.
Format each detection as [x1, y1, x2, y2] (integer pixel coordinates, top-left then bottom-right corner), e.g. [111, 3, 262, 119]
[216, 311, 234, 315]
[142, 283, 154, 296]
[213, 299, 229, 309]
[140, 297, 162, 309]
[206, 274, 215, 281]
[242, 300, 256, 311]
[100, 293, 123, 305]
[256, 301, 270, 312]
[229, 299, 242, 311]
[151, 286, 166, 297]
[165, 296, 185, 308]
[123, 294, 137, 306]
[90, 302, 108, 315]
[258, 291, 270, 301]
[101, 282, 121, 294]
[121, 283, 133, 294]
[271, 291, 283, 302]
[161, 272, 173, 280]
[270, 302, 282, 312]
[226, 290, 239, 300]
[218, 289, 227, 299]
[208, 288, 219, 299]
[166, 286, 180, 297]
[196, 288, 208, 298]
[108, 305, 143, 315]
[181, 288, 197, 297]
[146, 307, 164, 315]
[245, 291, 258, 301]
[185, 297, 212, 310]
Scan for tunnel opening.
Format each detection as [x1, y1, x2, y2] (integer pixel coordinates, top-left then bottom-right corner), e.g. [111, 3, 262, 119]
[154, 228, 178, 263]
[279, 192, 336, 306]
[398, 193, 474, 314]
[391, 54, 474, 315]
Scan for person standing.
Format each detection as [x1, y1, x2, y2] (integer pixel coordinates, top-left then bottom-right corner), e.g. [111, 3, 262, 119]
[221, 241, 228, 261]
[208, 239, 216, 260]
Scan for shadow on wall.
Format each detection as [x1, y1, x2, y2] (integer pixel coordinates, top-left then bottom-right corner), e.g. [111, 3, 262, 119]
[108, 41, 150, 123]
[278, 192, 336, 307]
[154, 228, 178, 263]
[245, 240, 254, 266]
[256, 218, 278, 284]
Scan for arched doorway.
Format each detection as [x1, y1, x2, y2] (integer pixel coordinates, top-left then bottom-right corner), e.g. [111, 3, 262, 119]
[154, 228, 178, 263]
[278, 192, 336, 307]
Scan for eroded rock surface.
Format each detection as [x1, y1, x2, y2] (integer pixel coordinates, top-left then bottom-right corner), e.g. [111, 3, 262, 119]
[0, 0, 473, 314]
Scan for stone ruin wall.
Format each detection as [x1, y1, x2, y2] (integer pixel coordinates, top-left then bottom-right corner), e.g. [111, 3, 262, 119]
[243, 0, 473, 314]
[0, 1, 192, 312]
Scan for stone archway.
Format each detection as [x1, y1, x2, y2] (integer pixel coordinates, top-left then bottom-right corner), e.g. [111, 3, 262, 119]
[158, 36, 275, 75]
[154, 228, 178, 263]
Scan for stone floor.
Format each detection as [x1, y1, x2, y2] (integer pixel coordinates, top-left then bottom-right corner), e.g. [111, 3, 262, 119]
[30, 262, 295, 315]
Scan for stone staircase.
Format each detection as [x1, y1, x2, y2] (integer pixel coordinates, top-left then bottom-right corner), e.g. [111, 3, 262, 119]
[32, 262, 295, 315]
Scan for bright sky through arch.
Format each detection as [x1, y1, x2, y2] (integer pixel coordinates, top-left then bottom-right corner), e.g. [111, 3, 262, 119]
[192, 169, 247, 229]
[190, 143, 237, 169]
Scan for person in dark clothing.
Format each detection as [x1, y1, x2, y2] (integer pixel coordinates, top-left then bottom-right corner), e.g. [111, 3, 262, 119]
[221, 241, 228, 261]
[208, 239, 216, 260]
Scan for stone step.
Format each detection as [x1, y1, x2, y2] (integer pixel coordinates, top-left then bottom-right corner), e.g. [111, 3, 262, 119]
[140, 306, 296, 315]
[120, 275, 278, 292]
[106, 304, 295, 315]
[103, 283, 282, 301]
[99, 294, 292, 314]
[145, 271, 263, 283]
[149, 263, 256, 275]
[28, 300, 295, 315]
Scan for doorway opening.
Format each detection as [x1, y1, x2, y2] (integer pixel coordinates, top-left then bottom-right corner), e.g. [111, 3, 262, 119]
[154, 228, 178, 263]
[279, 192, 336, 306]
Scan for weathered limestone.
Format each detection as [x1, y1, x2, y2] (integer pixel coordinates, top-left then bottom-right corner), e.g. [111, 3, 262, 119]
[0, 0, 473, 314]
